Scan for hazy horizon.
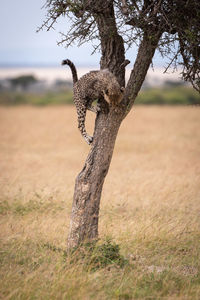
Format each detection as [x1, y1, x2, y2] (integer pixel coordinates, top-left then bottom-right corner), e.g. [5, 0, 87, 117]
[0, 65, 183, 87]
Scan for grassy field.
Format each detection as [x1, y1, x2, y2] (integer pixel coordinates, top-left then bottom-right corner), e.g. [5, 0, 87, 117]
[0, 105, 200, 299]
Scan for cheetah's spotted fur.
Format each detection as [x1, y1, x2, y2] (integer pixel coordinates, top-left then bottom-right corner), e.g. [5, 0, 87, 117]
[62, 59, 124, 145]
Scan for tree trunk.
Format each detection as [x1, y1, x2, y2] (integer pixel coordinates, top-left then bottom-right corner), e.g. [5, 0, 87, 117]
[67, 106, 124, 249]
[67, 3, 126, 249]
[67, 5, 162, 249]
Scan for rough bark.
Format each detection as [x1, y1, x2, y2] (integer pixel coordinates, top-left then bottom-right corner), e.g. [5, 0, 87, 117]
[67, 106, 124, 248]
[95, 9, 126, 86]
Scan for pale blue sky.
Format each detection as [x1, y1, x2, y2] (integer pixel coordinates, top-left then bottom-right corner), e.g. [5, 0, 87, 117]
[0, 0, 164, 67]
[0, 0, 102, 66]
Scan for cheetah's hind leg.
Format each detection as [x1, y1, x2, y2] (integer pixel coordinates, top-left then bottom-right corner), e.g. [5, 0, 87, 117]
[76, 104, 93, 145]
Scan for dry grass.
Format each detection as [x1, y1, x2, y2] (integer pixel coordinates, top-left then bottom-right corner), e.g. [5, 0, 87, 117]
[0, 105, 200, 299]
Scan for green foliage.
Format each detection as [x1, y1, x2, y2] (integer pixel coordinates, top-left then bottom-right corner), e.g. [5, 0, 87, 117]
[69, 238, 128, 271]
[136, 86, 200, 105]
[9, 75, 38, 90]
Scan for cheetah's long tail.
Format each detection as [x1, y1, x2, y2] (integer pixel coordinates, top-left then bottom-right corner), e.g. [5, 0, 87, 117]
[61, 59, 78, 84]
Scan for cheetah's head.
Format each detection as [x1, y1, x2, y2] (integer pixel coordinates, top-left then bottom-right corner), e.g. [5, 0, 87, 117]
[103, 86, 125, 106]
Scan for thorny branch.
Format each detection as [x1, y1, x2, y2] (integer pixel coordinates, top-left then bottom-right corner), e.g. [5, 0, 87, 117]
[39, 0, 200, 92]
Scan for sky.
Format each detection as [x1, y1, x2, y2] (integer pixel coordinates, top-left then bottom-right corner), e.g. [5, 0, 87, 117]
[0, 0, 165, 67]
[0, 0, 103, 66]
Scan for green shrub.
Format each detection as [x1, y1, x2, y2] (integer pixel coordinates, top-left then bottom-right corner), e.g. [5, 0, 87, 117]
[136, 86, 200, 105]
[69, 238, 128, 271]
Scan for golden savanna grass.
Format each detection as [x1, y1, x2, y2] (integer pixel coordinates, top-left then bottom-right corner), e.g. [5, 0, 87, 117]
[0, 105, 200, 299]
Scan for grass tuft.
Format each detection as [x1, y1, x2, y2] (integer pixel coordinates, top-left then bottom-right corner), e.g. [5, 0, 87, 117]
[69, 238, 128, 271]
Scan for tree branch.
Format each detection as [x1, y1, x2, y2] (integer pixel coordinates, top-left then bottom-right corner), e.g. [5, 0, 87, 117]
[123, 30, 162, 114]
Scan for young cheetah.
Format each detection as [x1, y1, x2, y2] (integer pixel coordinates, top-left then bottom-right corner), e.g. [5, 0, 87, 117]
[62, 59, 124, 145]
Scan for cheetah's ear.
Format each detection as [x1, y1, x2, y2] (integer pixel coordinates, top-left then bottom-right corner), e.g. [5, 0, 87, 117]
[120, 87, 125, 93]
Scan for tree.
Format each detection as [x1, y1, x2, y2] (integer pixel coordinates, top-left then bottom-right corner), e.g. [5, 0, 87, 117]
[39, 0, 200, 249]
[9, 75, 38, 90]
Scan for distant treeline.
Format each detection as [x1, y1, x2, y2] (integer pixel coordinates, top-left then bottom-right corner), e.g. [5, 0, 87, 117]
[0, 88, 199, 106]
[0, 74, 199, 105]
[136, 86, 200, 105]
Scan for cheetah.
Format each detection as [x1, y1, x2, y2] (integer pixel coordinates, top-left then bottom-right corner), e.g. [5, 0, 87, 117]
[62, 59, 125, 145]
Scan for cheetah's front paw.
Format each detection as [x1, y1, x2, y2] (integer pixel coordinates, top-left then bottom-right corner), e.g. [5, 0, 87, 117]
[96, 103, 101, 112]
